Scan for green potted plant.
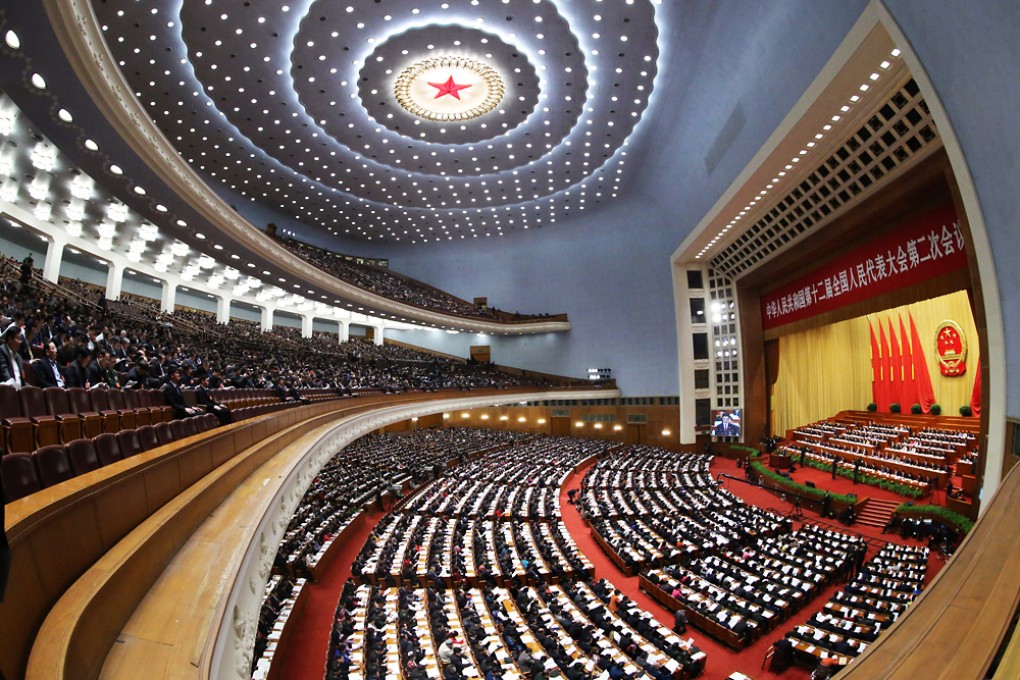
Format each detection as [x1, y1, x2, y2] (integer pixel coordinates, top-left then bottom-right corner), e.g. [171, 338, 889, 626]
[959, 405, 973, 417]
[930, 404, 942, 415]
[866, 402, 877, 412]
[911, 403, 922, 414]
[890, 402, 901, 414]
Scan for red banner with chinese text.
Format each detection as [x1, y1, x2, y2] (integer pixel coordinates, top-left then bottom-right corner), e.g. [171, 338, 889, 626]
[761, 202, 965, 330]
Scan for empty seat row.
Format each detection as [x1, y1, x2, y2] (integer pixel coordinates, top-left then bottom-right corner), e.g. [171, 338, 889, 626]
[0, 385, 172, 455]
[2, 415, 219, 502]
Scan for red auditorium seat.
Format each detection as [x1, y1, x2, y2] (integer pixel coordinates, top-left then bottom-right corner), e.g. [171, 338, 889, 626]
[93, 432, 123, 466]
[42, 386, 83, 443]
[154, 422, 174, 447]
[116, 429, 143, 458]
[200, 413, 217, 431]
[87, 389, 121, 434]
[66, 388, 103, 439]
[18, 385, 60, 448]
[22, 360, 39, 386]
[107, 390, 139, 430]
[169, 420, 189, 440]
[2, 452, 42, 501]
[136, 424, 159, 452]
[66, 438, 100, 475]
[33, 444, 74, 487]
[183, 417, 201, 437]
[143, 389, 172, 423]
[0, 384, 34, 454]
[123, 390, 153, 427]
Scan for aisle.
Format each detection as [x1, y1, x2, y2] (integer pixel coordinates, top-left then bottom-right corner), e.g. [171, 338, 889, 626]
[271, 507, 386, 679]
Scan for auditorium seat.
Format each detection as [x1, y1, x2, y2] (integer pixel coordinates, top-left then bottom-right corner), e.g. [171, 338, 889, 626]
[143, 389, 172, 423]
[170, 420, 189, 440]
[183, 417, 201, 437]
[2, 452, 42, 501]
[0, 384, 34, 454]
[116, 429, 143, 458]
[136, 424, 159, 452]
[66, 438, 101, 476]
[67, 387, 103, 438]
[88, 389, 122, 434]
[107, 389, 137, 430]
[200, 413, 217, 431]
[23, 359, 40, 386]
[93, 432, 123, 466]
[154, 421, 174, 447]
[33, 444, 74, 487]
[42, 386, 83, 443]
[123, 389, 153, 427]
[19, 385, 61, 448]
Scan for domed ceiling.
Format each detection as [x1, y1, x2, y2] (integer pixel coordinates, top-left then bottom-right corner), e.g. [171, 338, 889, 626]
[93, 0, 663, 244]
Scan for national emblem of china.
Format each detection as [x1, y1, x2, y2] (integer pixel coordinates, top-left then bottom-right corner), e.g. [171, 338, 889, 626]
[935, 320, 967, 377]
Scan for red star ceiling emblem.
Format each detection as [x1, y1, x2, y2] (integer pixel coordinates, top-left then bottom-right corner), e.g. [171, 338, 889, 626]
[429, 75, 472, 100]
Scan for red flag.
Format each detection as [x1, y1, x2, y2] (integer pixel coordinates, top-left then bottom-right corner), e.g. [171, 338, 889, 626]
[970, 357, 981, 417]
[909, 313, 936, 412]
[899, 315, 917, 409]
[887, 318, 902, 409]
[869, 321, 883, 408]
[878, 322, 892, 411]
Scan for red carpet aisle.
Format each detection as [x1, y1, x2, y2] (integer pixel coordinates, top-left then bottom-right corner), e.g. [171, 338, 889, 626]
[273, 507, 386, 679]
[558, 456, 944, 680]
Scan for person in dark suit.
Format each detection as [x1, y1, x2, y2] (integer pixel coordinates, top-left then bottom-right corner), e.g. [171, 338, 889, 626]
[162, 367, 203, 419]
[714, 413, 740, 436]
[62, 350, 94, 387]
[33, 341, 65, 388]
[0, 324, 25, 386]
[195, 374, 232, 425]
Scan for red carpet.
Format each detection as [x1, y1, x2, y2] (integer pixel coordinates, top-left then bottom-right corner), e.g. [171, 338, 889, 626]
[556, 456, 943, 680]
[271, 507, 386, 679]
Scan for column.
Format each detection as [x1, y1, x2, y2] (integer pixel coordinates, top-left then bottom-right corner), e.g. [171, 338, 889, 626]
[217, 295, 232, 325]
[260, 306, 275, 332]
[373, 324, 384, 346]
[161, 279, 177, 314]
[301, 314, 313, 339]
[43, 234, 67, 283]
[338, 320, 350, 343]
[105, 261, 124, 301]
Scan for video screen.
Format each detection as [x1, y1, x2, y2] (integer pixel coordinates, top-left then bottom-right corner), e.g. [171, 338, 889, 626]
[711, 409, 742, 437]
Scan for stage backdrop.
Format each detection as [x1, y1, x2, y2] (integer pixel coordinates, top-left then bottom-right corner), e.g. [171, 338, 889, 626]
[771, 290, 978, 434]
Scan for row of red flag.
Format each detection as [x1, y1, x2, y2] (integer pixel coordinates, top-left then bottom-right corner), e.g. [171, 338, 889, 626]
[868, 313, 980, 415]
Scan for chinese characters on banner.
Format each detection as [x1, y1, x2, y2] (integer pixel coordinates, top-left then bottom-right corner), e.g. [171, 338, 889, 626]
[760, 202, 966, 330]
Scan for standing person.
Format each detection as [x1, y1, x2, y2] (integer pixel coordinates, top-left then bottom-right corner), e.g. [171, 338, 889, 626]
[19, 253, 34, 288]
[673, 607, 687, 634]
[831, 456, 839, 480]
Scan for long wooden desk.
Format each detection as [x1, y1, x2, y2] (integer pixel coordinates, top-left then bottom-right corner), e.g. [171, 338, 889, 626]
[837, 463, 1020, 679]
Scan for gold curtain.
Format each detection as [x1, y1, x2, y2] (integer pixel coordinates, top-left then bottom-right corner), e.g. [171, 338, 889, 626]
[772, 290, 977, 433]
